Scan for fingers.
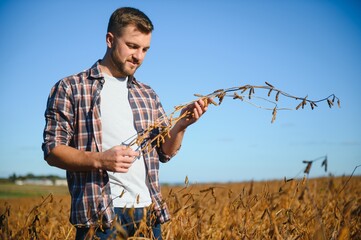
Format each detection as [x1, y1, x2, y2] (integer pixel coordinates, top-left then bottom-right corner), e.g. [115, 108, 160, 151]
[115, 158, 133, 173]
[119, 145, 140, 157]
[192, 99, 208, 119]
[102, 145, 141, 173]
[179, 99, 209, 129]
[116, 145, 140, 171]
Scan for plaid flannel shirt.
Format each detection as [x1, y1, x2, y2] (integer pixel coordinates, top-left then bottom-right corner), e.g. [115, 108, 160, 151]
[42, 61, 173, 227]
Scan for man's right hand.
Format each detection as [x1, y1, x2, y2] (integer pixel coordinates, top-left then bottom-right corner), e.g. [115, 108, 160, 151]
[99, 145, 140, 172]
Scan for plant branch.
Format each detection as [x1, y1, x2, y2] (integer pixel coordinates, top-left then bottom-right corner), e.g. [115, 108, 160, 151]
[127, 82, 340, 153]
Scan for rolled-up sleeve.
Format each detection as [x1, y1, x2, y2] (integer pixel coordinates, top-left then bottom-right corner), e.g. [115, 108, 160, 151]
[157, 144, 181, 163]
[42, 80, 75, 159]
[154, 93, 181, 163]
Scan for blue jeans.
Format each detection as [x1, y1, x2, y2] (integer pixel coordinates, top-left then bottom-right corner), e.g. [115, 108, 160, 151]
[75, 207, 162, 239]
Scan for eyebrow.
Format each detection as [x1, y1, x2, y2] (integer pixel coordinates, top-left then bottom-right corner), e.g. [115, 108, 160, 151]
[126, 42, 150, 51]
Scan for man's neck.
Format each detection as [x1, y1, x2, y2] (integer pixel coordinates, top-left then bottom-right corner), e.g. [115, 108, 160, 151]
[99, 58, 127, 78]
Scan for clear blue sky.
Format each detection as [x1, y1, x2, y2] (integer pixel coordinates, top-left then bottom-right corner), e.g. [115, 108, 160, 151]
[0, 0, 360, 183]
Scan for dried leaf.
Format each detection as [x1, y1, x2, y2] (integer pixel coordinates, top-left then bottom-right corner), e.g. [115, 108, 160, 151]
[233, 92, 243, 101]
[304, 162, 312, 174]
[208, 97, 219, 106]
[213, 89, 224, 93]
[301, 100, 306, 109]
[160, 134, 165, 144]
[275, 91, 280, 101]
[327, 99, 333, 108]
[267, 88, 273, 97]
[119, 189, 125, 198]
[296, 102, 303, 110]
[217, 92, 226, 105]
[321, 157, 328, 172]
[338, 226, 350, 240]
[271, 107, 277, 123]
[248, 88, 254, 99]
[156, 136, 161, 147]
[310, 101, 318, 110]
[240, 86, 248, 93]
[301, 95, 308, 109]
[265, 82, 274, 88]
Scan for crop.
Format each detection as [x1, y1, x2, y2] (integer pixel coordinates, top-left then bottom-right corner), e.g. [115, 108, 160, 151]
[1, 172, 360, 239]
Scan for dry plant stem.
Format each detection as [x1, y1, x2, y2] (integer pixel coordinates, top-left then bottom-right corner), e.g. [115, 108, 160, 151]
[127, 82, 340, 152]
[337, 164, 361, 196]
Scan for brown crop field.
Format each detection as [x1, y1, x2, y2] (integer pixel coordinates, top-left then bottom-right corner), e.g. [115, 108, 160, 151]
[0, 176, 360, 239]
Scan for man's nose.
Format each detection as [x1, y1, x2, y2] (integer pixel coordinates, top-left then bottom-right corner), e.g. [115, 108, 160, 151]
[133, 49, 145, 62]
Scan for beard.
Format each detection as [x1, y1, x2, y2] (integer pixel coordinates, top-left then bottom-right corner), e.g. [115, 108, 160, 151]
[110, 51, 140, 77]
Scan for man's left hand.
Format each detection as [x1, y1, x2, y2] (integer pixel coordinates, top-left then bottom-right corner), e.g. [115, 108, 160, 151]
[178, 98, 209, 129]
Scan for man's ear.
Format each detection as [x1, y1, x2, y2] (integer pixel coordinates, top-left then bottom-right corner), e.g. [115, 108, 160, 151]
[106, 32, 114, 48]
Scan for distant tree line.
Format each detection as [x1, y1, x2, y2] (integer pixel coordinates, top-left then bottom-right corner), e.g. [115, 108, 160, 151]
[8, 173, 65, 183]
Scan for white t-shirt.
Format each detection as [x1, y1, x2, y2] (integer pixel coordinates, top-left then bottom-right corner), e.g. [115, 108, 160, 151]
[100, 74, 152, 208]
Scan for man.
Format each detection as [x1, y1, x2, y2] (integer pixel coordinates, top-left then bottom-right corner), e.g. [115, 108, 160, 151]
[42, 7, 207, 239]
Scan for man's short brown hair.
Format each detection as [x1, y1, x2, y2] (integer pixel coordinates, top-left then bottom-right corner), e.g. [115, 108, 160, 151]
[107, 7, 154, 36]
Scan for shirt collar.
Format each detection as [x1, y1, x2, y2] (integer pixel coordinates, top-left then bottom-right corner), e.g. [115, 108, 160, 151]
[127, 75, 141, 89]
[89, 60, 140, 88]
[88, 60, 103, 80]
